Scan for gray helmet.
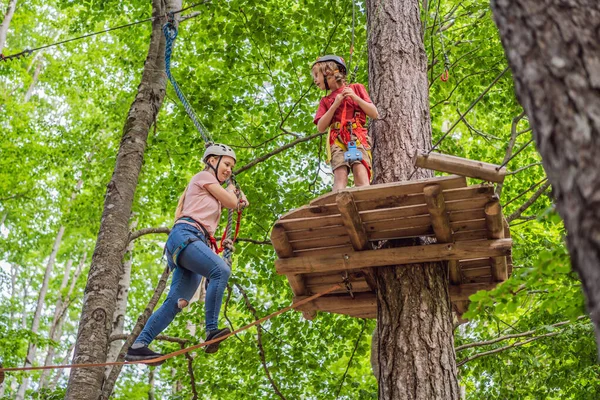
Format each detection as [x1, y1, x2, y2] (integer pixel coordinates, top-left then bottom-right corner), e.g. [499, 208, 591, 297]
[312, 55, 347, 74]
[203, 143, 236, 163]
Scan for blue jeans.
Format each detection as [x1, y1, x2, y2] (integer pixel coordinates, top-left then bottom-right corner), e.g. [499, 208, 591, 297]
[135, 223, 232, 346]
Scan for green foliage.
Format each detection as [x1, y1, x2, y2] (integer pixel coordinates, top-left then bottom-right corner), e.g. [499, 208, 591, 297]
[0, 0, 596, 398]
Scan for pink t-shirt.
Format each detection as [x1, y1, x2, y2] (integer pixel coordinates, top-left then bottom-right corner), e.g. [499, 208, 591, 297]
[175, 171, 222, 236]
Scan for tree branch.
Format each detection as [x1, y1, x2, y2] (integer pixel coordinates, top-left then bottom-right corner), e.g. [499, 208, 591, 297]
[335, 319, 367, 398]
[506, 162, 543, 176]
[456, 316, 587, 352]
[182, 343, 198, 400]
[129, 227, 170, 242]
[496, 110, 526, 197]
[234, 131, 326, 175]
[507, 181, 552, 223]
[236, 237, 272, 245]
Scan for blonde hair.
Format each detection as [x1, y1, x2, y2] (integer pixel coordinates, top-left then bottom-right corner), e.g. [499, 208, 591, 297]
[173, 185, 189, 222]
[312, 61, 346, 87]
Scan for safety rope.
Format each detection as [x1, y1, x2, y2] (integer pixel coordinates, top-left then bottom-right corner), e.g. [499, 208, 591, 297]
[0, 283, 342, 375]
[163, 19, 213, 144]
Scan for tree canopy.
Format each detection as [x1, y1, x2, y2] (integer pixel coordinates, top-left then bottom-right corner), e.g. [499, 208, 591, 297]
[0, 0, 597, 399]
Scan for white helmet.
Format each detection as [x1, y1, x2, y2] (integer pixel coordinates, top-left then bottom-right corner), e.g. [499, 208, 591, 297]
[203, 143, 236, 163]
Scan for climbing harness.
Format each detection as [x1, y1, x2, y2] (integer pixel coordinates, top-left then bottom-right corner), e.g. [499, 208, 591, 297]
[341, 271, 355, 299]
[0, 283, 342, 375]
[343, 122, 363, 165]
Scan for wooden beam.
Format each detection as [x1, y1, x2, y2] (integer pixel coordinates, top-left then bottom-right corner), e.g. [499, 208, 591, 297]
[337, 191, 371, 251]
[485, 200, 508, 281]
[424, 184, 461, 285]
[275, 238, 513, 275]
[449, 282, 498, 301]
[271, 225, 307, 296]
[415, 151, 507, 183]
[423, 184, 452, 242]
[294, 292, 377, 319]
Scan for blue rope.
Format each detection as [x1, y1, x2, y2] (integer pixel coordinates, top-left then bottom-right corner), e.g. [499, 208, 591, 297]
[163, 21, 213, 144]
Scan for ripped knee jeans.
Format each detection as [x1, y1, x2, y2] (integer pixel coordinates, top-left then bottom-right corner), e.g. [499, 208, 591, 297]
[135, 223, 232, 346]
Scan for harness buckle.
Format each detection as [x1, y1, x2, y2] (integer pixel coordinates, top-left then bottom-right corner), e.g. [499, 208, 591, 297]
[341, 271, 355, 299]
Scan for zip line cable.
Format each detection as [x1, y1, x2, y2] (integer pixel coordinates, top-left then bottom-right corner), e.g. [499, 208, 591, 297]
[0, 1, 210, 62]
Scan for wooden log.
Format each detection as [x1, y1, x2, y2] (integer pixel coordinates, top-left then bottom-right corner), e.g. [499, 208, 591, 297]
[424, 184, 462, 285]
[290, 235, 352, 251]
[310, 175, 467, 206]
[485, 200, 508, 281]
[294, 245, 354, 258]
[337, 192, 371, 251]
[271, 225, 294, 258]
[271, 225, 307, 295]
[276, 238, 513, 275]
[414, 151, 507, 183]
[424, 184, 452, 242]
[452, 230, 488, 241]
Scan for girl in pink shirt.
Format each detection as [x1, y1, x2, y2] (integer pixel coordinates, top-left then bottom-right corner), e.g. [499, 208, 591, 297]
[126, 144, 248, 363]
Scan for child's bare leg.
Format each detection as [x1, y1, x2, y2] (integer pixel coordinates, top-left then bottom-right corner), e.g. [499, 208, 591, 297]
[352, 163, 370, 187]
[333, 167, 349, 191]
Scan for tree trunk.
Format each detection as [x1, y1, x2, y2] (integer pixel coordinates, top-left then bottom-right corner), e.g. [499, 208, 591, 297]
[490, 0, 600, 355]
[9, 263, 17, 326]
[365, 0, 460, 398]
[65, 2, 180, 397]
[0, 0, 17, 53]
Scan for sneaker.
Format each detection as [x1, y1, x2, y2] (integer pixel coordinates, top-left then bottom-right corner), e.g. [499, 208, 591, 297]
[204, 327, 231, 354]
[125, 345, 165, 366]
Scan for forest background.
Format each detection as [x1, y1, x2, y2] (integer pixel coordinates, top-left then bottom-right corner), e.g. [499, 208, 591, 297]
[0, 0, 598, 399]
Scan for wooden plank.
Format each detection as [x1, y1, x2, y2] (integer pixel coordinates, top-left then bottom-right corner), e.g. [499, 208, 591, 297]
[277, 215, 344, 231]
[304, 271, 365, 285]
[368, 226, 433, 240]
[337, 192, 371, 251]
[452, 219, 488, 233]
[290, 235, 351, 251]
[287, 274, 308, 296]
[415, 151, 507, 183]
[453, 230, 488, 241]
[310, 175, 467, 206]
[276, 239, 513, 275]
[281, 183, 494, 221]
[460, 258, 491, 269]
[294, 292, 377, 313]
[307, 280, 372, 294]
[462, 267, 492, 278]
[485, 200, 508, 281]
[449, 282, 498, 301]
[286, 225, 347, 241]
[294, 245, 354, 258]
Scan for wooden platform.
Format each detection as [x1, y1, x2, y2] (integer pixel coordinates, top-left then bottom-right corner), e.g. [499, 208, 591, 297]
[271, 174, 513, 320]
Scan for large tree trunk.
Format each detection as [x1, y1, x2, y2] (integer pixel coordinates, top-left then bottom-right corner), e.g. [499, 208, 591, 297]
[490, 0, 600, 355]
[16, 225, 66, 400]
[0, 0, 17, 53]
[65, 1, 180, 398]
[366, 0, 459, 398]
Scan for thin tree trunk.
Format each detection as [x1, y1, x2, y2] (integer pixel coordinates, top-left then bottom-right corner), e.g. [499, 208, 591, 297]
[0, 0, 17, 53]
[40, 253, 86, 388]
[9, 263, 17, 326]
[65, 1, 180, 397]
[105, 220, 137, 378]
[24, 61, 42, 102]
[21, 282, 27, 329]
[1, 212, 6, 225]
[50, 342, 75, 390]
[148, 369, 156, 400]
[365, 0, 459, 398]
[15, 225, 66, 400]
[490, 0, 600, 355]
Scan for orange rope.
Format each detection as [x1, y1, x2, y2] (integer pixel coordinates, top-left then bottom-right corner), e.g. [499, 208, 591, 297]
[0, 283, 342, 374]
